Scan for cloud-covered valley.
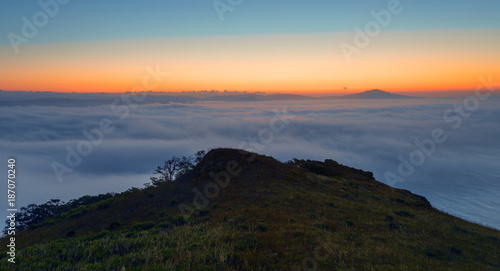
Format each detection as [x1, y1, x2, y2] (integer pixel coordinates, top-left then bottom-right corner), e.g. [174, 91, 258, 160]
[1, 97, 499, 229]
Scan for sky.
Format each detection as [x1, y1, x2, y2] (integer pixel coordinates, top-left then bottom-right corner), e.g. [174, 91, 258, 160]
[0, 0, 499, 93]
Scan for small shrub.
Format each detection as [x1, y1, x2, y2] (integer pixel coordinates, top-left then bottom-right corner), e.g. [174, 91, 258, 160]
[156, 222, 170, 229]
[237, 224, 249, 231]
[449, 246, 462, 255]
[40, 218, 56, 226]
[169, 198, 178, 205]
[315, 222, 336, 232]
[169, 215, 186, 226]
[123, 187, 141, 195]
[228, 216, 244, 225]
[255, 223, 268, 232]
[87, 230, 109, 241]
[345, 220, 355, 227]
[486, 235, 500, 244]
[68, 207, 89, 218]
[131, 221, 155, 231]
[424, 248, 446, 260]
[126, 231, 136, 238]
[196, 225, 207, 232]
[97, 198, 114, 209]
[393, 210, 415, 218]
[226, 252, 241, 265]
[188, 242, 202, 250]
[452, 225, 470, 234]
[109, 220, 123, 230]
[395, 198, 406, 204]
[234, 235, 258, 251]
[66, 229, 76, 237]
[388, 223, 400, 230]
[195, 208, 209, 216]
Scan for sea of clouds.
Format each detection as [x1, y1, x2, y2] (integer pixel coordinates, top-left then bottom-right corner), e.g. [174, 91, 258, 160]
[0, 97, 499, 229]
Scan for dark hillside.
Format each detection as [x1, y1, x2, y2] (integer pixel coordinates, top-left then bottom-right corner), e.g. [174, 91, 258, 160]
[1, 149, 499, 270]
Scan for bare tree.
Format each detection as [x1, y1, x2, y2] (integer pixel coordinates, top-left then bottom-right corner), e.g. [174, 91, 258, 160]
[151, 156, 182, 184]
[147, 150, 206, 187]
[178, 156, 194, 176]
[194, 150, 206, 164]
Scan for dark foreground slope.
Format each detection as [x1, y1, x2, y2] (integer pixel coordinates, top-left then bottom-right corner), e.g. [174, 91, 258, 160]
[1, 149, 499, 270]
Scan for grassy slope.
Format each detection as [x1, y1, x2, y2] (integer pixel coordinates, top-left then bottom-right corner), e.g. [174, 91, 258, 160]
[1, 149, 499, 270]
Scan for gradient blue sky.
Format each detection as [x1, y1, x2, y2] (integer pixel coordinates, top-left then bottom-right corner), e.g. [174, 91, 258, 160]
[1, 0, 499, 44]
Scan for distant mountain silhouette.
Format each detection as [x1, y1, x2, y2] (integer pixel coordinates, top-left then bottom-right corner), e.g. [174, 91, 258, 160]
[202, 93, 316, 102]
[337, 89, 415, 99]
[0, 90, 418, 107]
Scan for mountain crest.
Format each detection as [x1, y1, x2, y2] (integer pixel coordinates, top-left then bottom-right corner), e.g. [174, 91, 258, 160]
[340, 89, 412, 99]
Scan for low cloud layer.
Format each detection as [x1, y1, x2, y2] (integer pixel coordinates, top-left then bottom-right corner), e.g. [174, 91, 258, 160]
[1, 97, 499, 229]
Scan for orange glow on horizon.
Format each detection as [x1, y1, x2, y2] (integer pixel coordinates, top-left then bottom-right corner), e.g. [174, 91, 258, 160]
[1, 30, 499, 94]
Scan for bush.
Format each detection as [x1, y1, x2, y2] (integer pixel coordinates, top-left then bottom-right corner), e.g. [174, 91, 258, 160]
[68, 207, 89, 218]
[195, 208, 209, 216]
[87, 230, 109, 241]
[3, 193, 117, 234]
[393, 210, 415, 218]
[255, 223, 268, 232]
[131, 221, 155, 231]
[156, 222, 170, 229]
[234, 235, 258, 251]
[228, 216, 244, 225]
[66, 229, 76, 237]
[109, 220, 123, 230]
[237, 224, 249, 231]
[449, 246, 462, 255]
[168, 215, 187, 226]
[388, 223, 400, 230]
[169, 198, 178, 205]
[97, 198, 114, 209]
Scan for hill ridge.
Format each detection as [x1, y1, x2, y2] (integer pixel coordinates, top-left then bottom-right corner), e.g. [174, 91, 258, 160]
[1, 148, 499, 270]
